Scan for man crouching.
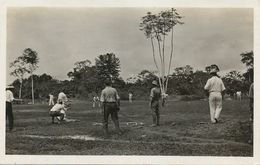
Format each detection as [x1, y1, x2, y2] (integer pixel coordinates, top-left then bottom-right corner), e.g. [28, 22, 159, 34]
[49, 101, 65, 124]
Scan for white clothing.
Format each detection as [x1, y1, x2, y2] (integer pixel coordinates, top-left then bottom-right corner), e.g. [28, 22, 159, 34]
[50, 104, 65, 112]
[236, 91, 242, 100]
[204, 76, 225, 123]
[49, 94, 54, 106]
[204, 76, 225, 93]
[129, 93, 133, 102]
[6, 90, 14, 102]
[209, 92, 222, 122]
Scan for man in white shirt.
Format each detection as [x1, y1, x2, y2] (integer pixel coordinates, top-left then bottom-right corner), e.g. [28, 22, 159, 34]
[100, 79, 121, 135]
[129, 92, 133, 103]
[6, 85, 15, 131]
[236, 91, 242, 101]
[49, 101, 65, 123]
[48, 93, 54, 106]
[204, 65, 226, 123]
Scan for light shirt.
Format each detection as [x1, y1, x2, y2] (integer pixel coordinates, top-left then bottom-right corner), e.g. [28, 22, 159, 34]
[58, 92, 68, 102]
[50, 103, 65, 112]
[249, 83, 254, 98]
[100, 86, 120, 103]
[6, 90, 14, 102]
[150, 87, 161, 101]
[204, 76, 226, 93]
[49, 94, 54, 99]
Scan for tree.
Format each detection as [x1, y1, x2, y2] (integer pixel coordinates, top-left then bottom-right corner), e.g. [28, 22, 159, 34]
[10, 57, 29, 98]
[95, 53, 120, 83]
[240, 51, 253, 69]
[240, 51, 253, 83]
[223, 70, 245, 95]
[139, 8, 183, 95]
[19, 48, 39, 104]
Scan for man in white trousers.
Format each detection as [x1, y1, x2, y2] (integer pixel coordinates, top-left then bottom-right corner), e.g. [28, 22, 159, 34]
[204, 65, 226, 124]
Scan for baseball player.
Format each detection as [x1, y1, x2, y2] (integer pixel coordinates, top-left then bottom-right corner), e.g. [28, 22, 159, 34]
[100, 78, 121, 135]
[48, 93, 54, 106]
[149, 80, 161, 127]
[49, 101, 65, 124]
[204, 65, 226, 124]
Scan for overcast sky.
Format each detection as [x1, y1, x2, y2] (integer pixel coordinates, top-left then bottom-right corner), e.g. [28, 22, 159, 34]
[6, 7, 253, 83]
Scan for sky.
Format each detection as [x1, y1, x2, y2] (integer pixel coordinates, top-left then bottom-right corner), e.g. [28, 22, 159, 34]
[6, 7, 253, 84]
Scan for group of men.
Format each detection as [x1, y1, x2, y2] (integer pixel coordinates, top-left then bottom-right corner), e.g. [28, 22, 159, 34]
[5, 64, 254, 137]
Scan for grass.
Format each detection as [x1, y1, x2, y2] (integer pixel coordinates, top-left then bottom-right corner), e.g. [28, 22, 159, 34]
[6, 99, 253, 156]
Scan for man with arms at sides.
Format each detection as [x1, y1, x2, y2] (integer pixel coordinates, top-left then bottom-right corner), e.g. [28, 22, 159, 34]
[150, 80, 161, 127]
[6, 85, 17, 132]
[100, 78, 121, 136]
[204, 65, 226, 124]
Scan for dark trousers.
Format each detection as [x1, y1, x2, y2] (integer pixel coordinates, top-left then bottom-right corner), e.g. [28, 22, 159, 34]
[6, 102, 14, 130]
[49, 111, 64, 122]
[103, 102, 120, 133]
[151, 101, 160, 125]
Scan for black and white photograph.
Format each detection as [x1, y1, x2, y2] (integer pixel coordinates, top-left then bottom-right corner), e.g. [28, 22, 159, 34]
[1, 0, 260, 164]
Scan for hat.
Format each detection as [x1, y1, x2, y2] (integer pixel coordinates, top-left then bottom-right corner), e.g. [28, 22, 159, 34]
[210, 64, 220, 73]
[152, 80, 158, 86]
[6, 85, 14, 89]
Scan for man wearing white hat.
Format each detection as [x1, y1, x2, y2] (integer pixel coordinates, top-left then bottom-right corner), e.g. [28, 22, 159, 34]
[204, 65, 226, 123]
[150, 80, 161, 127]
[6, 85, 15, 131]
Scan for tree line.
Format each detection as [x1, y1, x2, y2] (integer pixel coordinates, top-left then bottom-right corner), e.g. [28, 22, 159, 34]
[10, 49, 253, 102]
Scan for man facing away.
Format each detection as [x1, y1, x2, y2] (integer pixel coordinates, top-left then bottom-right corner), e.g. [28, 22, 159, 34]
[204, 65, 226, 124]
[100, 79, 121, 135]
[150, 80, 161, 127]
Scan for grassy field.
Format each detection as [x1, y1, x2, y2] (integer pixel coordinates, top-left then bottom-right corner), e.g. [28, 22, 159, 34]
[6, 99, 253, 156]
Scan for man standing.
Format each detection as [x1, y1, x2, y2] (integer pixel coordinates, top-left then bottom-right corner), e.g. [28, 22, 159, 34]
[204, 65, 226, 124]
[129, 92, 133, 103]
[150, 80, 161, 127]
[6, 85, 15, 131]
[100, 79, 121, 135]
[48, 93, 54, 106]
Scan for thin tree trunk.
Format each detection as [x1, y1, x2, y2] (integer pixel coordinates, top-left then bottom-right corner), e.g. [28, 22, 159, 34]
[165, 16, 175, 93]
[31, 73, 34, 104]
[150, 37, 159, 72]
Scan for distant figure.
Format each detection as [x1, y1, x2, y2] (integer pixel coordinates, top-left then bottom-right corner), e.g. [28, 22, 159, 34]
[48, 94, 54, 106]
[100, 78, 121, 136]
[236, 91, 242, 101]
[92, 96, 96, 108]
[6, 85, 16, 131]
[129, 92, 133, 103]
[150, 80, 161, 127]
[204, 65, 226, 124]
[96, 96, 101, 107]
[49, 101, 65, 124]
